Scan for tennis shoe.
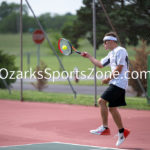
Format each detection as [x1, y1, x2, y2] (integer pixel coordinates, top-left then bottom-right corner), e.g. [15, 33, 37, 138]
[90, 125, 110, 135]
[116, 129, 130, 146]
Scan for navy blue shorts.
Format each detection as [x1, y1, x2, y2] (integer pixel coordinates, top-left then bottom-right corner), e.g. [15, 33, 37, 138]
[101, 84, 126, 107]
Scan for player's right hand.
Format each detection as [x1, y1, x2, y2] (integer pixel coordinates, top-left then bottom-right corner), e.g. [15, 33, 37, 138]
[81, 52, 90, 58]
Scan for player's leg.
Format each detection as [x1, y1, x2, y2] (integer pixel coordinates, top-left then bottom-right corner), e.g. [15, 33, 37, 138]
[109, 107, 130, 146]
[98, 98, 108, 127]
[90, 98, 110, 135]
[109, 107, 123, 129]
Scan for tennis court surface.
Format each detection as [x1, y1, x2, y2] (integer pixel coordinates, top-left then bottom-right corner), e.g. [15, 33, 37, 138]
[0, 100, 150, 150]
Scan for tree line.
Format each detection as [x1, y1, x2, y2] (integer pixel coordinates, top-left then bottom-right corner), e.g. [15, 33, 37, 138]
[0, 1, 76, 33]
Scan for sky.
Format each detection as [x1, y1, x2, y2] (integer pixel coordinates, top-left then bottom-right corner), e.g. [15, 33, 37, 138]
[2, 0, 84, 16]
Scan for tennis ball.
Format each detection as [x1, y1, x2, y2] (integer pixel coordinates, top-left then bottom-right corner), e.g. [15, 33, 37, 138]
[62, 45, 67, 50]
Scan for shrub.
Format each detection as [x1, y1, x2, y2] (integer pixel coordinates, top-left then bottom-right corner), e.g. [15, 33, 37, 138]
[129, 40, 150, 96]
[0, 50, 18, 88]
[31, 61, 48, 91]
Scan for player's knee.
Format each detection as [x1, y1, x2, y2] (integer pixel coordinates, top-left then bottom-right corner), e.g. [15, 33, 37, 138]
[98, 98, 106, 106]
[98, 98, 102, 105]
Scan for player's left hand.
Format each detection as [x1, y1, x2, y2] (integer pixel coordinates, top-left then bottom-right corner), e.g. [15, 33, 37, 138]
[102, 78, 111, 85]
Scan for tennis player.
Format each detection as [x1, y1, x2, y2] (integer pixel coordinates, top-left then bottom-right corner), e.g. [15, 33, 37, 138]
[81, 32, 130, 146]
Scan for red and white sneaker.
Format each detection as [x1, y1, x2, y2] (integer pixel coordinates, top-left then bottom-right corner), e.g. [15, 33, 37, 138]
[90, 125, 111, 135]
[116, 129, 130, 146]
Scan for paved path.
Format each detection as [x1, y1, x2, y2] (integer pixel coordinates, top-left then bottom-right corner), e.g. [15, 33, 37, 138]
[11, 80, 137, 97]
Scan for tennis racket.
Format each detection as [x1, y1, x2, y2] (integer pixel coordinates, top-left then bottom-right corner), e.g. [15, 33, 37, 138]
[58, 38, 81, 56]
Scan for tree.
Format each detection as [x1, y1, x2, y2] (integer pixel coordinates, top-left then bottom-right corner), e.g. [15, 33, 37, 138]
[0, 12, 20, 33]
[61, 14, 78, 47]
[0, 12, 37, 33]
[62, 0, 150, 48]
[0, 1, 77, 33]
[0, 1, 28, 20]
[38, 13, 52, 30]
[0, 50, 18, 89]
[0, 1, 33, 33]
[129, 40, 150, 96]
[39, 13, 76, 32]
[23, 14, 37, 32]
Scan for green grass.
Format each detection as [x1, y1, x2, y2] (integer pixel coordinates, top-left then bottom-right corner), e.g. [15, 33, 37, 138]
[48, 80, 103, 86]
[0, 90, 95, 106]
[14, 54, 111, 78]
[0, 89, 150, 110]
[0, 33, 50, 55]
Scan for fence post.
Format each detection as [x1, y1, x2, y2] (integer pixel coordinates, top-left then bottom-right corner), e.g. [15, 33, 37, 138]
[147, 55, 150, 104]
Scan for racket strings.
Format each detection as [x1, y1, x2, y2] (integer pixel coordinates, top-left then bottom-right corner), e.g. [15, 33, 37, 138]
[59, 39, 72, 55]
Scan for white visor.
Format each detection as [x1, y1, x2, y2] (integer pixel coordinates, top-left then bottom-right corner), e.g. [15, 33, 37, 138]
[103, 36, 117, 42]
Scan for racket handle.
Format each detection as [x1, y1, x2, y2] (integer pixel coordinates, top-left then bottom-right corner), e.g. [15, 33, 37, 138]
[72, 46, 81, 55]
[75, 51, 81, 54]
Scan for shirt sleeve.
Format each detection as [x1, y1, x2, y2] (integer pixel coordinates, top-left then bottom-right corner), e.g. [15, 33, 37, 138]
[116, 49, 127, 66]
[101, 54, 110, 67]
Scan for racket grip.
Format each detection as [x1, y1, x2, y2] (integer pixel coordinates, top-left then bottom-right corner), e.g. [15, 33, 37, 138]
[76, 51, 81, 54]
[72, 46, 81, 54]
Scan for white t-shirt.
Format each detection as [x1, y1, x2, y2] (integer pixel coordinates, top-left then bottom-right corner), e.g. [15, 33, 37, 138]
[101, 46, 129, 90]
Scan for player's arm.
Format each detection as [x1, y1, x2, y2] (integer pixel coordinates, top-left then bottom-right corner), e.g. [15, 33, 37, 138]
[102, 65, 123, 85]
[102, 49, 127, 85]
[81, 52, 103, 68]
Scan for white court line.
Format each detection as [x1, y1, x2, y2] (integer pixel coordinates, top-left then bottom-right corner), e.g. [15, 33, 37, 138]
[0, 141, 128, 150]
[53, 142, 128, 150]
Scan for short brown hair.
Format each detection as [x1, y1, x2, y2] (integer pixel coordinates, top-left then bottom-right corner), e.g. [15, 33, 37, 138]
[105, 31, 117, 38]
